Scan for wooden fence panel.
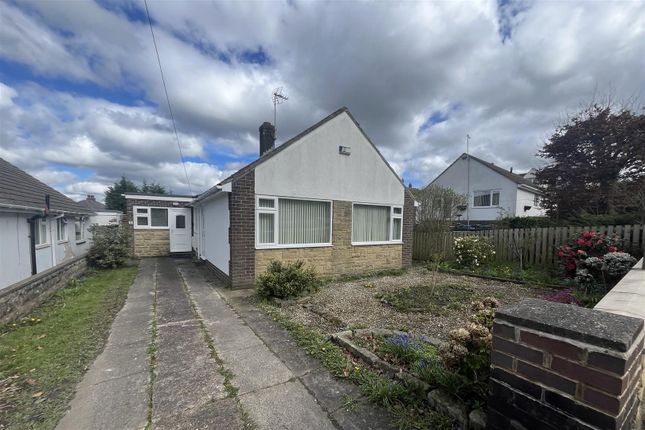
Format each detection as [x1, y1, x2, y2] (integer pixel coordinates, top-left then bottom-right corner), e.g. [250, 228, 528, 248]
[413, 224, 644, 265]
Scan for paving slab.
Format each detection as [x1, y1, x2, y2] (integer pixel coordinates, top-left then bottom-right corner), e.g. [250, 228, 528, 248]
[56, 365, 149, 430]
[300, 368, 363, 412]
[217, 343, 294, 395]
[239, 380, 337, 430]
[56, 259, 155, 430]
[155, 398, 243, 430]
[330, 398, 397, 430]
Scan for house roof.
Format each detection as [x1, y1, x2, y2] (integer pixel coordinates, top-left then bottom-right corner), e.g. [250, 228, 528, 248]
[427, 153, 542, 193]
[76, 197, 121, 213]
[123, 192, 195, 199]
[196, 107, 404, 203]
[0, 158, 92, 215]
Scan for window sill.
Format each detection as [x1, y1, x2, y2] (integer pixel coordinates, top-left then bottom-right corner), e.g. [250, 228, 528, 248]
[134, 226, 169, 230]
[352, 241, 403, 246]
[57, 240, 69, 244]
[75, 240, 87, 245]
[256, 243, 333, 250]
[35, 243, 50, 250]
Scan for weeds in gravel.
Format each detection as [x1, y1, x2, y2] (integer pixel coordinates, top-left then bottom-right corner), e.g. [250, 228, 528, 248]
[325, 267, 408, 284]
[377, 283, 476, 314]
[259, 302, 453, 430]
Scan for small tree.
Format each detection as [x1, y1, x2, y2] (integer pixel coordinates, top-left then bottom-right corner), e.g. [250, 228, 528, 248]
[141, 181, 168, 195]
[414, 185, 467, 232]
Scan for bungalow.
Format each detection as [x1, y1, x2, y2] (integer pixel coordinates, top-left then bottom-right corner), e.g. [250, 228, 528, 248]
[192, 107, 414, 289]
[77, 195, 123, 226]
[0, 158, 93, 289]
[426, 153, 545, 223]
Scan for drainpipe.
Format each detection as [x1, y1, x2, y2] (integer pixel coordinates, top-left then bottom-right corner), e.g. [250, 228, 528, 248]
[27, 216, 38, 275]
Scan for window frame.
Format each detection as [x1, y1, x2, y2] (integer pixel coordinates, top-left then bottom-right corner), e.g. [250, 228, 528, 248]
[34, 218, 49, 248]
[56, 217, 68, 243]
[75, 218, 86, 243]
[133, 206, 170, 229]
[351, 202, 404, 246]
[473, 190, 501, 208]
[255, 195, 333, 249]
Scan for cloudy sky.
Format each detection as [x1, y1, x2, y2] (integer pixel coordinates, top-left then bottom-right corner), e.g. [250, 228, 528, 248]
[1, 0, 643, 201]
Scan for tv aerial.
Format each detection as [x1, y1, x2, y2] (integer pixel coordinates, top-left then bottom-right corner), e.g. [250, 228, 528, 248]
[272, 87, 288, 135]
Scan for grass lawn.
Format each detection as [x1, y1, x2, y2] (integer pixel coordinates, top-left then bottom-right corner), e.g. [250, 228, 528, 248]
[0, 265, 138, 430]
[441, 260, 569, 287]
[377, 283, 477, 315]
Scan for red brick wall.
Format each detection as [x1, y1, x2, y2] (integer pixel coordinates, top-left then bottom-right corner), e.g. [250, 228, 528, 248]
[402, 189, 415, 267]
[229, 172, 255, 289]
[488, 299, 643, 430]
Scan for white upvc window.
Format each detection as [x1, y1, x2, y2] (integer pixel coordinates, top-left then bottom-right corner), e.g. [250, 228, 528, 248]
[34, 218, 49, 246]
[473, 190, 500, 207]
[352, 203, 403, 245]
[57, 218, 68, 242]
[256, 196, 332, 248]
[133, 206, 169, 229]
[75, 218, 86, 242]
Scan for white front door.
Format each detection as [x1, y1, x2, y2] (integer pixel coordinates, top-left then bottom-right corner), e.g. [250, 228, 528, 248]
[169, 208, 191, 253]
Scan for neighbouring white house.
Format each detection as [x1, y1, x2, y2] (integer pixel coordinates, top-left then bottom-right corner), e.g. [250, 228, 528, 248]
[77, 195, 123, 226]
[426, 153, 546, 223]
[0, 158, 94, 289]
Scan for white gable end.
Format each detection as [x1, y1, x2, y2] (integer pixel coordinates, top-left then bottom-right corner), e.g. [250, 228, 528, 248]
[255, 112, 404, 205]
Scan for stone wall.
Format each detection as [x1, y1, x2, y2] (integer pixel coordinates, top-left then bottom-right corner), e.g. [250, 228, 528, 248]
[0, 255, 87, 324]
[488, 298, 643, 430]
[133, 230, 170, 257]
[229, 171, 256, 289]
[255, 200, 403, 277]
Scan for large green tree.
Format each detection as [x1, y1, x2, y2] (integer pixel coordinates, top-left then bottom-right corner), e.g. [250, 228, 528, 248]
[141, 181, 167, 195]
[104, 176, 139, 213]
[535, 104, 645, 221]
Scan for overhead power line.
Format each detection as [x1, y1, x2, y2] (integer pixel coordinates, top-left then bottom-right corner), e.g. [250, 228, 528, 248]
[143, 0, 192, 195]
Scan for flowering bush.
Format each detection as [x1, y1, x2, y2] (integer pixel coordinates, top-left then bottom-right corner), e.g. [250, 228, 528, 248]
[602, 252, 637, 278]
[557, 231, 621, 277]
[454, 236, 495, 268]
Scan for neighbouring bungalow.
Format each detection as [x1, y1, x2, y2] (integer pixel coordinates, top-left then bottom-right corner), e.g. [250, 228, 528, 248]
[0, 158, 93, 289]
[192, 107, 415, 288]
[77, 194, 123, 226]
[426, 153, 546, 223]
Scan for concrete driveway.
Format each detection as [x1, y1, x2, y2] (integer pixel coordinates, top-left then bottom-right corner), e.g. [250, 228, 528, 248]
[56, 258, 394, 430]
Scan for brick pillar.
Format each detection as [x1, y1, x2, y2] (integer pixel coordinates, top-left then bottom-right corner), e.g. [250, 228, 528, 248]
[488, 298, 644, 430]
[229, 171, 255, 289]
[402, 189, 415, 267]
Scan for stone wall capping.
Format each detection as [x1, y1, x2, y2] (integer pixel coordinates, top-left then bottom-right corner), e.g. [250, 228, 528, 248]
[496, 298, 644, 352]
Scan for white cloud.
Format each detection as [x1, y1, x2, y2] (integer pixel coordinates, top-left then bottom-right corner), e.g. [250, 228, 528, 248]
[0, 0, 642, 195]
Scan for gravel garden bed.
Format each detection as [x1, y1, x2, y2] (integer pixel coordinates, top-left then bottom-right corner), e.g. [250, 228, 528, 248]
[278, 266, 550, 340]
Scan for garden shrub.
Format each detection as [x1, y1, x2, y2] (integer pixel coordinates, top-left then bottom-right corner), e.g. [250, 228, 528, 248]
[453, 236, 495, 268]
[557, 231, 637, 296]
[557, 230, 621, 277]
[87, 225, 131, 268]
[256, 260, 319, 299]
[434, 297, 499, 405]
[542, 289, 582, 306]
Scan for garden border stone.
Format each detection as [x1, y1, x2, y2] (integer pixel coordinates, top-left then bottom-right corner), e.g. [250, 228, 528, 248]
[331, 328, 487, 429]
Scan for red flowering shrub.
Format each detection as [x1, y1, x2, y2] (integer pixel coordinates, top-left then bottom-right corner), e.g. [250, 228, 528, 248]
[557, 231, 622, 277]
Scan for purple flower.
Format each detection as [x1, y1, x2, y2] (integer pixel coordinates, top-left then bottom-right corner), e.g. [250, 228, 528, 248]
[542, 289, 581, 306]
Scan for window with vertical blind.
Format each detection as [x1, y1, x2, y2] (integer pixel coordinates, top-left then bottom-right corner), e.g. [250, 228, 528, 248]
[352, 204, 403, 244]
[256, 196, 332, 247]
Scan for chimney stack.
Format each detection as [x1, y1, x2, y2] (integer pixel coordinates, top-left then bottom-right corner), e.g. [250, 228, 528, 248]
[259, 122, 275, 156]
[87, 194, 96, 201]
[510, 167, 513, 173]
